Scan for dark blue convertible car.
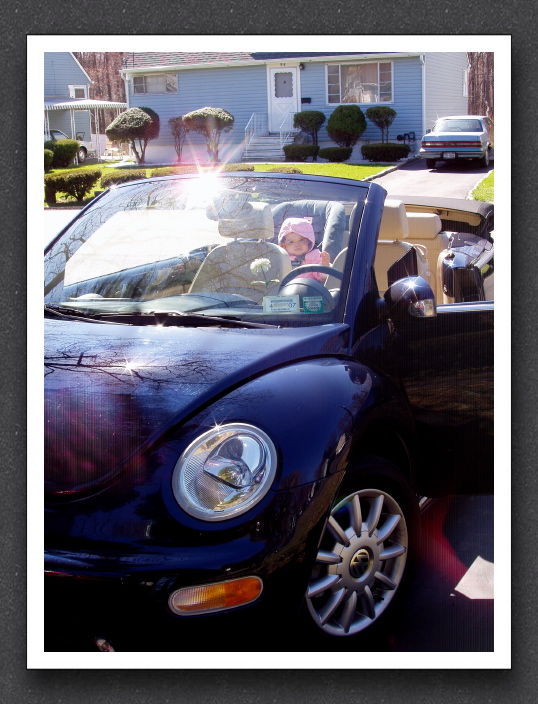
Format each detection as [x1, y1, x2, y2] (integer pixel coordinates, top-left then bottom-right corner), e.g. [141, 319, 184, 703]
[44, 172, 493, 651]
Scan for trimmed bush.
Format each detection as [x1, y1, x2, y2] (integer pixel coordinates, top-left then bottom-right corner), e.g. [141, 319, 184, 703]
[293, 111, 326, 146]
[318, 147, 353, 162]
[183, 107, 234, 162]
[283, 144, 320, 162]
[360, 143, 411, 162]
[47, 139, 80, 167]
[100, 170, 148, 188]
[264, 166, 303, 174]
[365, 106, 397, 143]
[44, 149, 54, 172]
[327, 105, 366, 147]
[44, 169, 101, 203]
[221, 163, 255, 171]
[61, 169, 102, 201]
[105, 107, 157, 163]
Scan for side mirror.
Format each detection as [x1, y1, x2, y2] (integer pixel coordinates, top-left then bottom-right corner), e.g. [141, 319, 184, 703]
[384, 276, 437, 318]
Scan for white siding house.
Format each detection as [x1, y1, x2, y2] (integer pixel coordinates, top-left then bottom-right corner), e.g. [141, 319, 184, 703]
[44, 52, 93, 141]
[118, 52, 470, 164]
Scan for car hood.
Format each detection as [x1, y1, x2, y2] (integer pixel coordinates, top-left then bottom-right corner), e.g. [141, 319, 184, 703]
[45, 319, 347, 494]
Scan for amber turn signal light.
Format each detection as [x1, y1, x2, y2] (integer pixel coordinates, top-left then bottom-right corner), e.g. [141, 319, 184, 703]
[168, 576, 263, 616]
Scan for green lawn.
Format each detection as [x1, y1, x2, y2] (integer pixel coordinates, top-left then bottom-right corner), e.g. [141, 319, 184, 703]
[470, 170, 494, 202]
[44, 161, 391, 207]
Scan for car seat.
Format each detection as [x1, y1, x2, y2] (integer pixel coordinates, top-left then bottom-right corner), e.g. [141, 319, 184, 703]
[189, 199, 291, 304]
[271, 199, 346, 261]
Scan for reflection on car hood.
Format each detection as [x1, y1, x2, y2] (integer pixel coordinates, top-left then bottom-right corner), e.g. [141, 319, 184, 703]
[44, 319, 347, 495]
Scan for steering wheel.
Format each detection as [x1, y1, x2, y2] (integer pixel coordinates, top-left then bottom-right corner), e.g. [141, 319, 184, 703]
[279, 265, 342, 290]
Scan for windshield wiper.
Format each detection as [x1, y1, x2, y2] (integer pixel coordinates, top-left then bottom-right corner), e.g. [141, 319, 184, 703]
[44, 304, 121, 324]
[97, 310, 279, 329]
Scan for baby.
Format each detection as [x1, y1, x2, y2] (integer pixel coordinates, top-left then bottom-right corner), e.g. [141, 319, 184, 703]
[278, 217, 330, 283]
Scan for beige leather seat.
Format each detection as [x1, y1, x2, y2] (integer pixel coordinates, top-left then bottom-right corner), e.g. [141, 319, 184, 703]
[374, 199, 431, 293]
[405, 212, 449, 301]
[189, 201, 291, 304]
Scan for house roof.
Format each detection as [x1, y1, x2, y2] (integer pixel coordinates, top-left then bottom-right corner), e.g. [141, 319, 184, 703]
[121, 52, 384, 70]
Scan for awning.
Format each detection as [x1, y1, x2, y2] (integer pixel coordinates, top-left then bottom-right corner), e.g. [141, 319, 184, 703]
[44, 98, 128, 162]
[44, 98, 127, 110]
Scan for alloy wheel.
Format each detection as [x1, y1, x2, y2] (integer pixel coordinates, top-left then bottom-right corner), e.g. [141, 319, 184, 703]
[306, 488, 409, 636]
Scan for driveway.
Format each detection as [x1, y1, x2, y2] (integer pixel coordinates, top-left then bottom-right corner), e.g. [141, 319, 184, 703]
[374, 156, 493, 198]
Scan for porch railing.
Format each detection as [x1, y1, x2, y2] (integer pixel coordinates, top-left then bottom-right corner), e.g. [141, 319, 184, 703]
[245, 113, 268, 149]
[279, 111, 298, 148]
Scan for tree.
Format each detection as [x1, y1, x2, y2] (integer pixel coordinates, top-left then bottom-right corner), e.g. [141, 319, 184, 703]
[326, 105, 367, 148]
[168, 116, 188, 162]
[293, 110, 326, 146]
[183, 107, 234, 162]
[365, 106, 397, 143]
[105, 107, 159, 163]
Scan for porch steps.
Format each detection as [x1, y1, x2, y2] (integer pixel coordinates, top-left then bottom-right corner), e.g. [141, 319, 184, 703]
[242, 134, 294, 161]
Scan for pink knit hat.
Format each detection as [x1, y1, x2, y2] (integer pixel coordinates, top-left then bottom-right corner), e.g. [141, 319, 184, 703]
[278, 217, 315, 251]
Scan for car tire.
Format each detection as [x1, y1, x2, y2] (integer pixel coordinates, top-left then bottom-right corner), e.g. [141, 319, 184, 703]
[302, 456, 419, 641]
[479, 149, 490, 168]
[77, 147, 87, 163]
[425, 158, 436, 169]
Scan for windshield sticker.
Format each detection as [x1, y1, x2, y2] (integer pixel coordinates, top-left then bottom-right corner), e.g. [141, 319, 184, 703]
[303, 296, 325, 313]
[262, 295, 300, 313]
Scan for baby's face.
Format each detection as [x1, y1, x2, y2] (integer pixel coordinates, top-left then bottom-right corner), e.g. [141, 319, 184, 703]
[282, 233, 311, 257]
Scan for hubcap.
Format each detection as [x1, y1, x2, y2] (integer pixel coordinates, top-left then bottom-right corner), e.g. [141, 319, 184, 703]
[306, 488, 408, 636]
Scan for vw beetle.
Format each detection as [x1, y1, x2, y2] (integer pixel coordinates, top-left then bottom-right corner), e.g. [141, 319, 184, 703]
[44, 172, 493, 651]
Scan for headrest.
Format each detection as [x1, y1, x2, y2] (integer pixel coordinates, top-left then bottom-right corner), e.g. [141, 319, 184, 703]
[379, 199, 409, 240]
[405, 212, 442, 240]
[207, 197, 274, 240]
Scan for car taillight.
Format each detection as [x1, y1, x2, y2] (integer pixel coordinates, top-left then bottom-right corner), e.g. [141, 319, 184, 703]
[422, 141, 482, 148]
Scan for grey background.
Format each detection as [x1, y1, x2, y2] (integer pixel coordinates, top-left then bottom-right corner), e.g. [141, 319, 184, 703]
[3, 2, 534, 701]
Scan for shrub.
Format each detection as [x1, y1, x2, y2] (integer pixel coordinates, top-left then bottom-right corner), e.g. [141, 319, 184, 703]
[327, 105, 366, 147]
[105, 107, 159, 163]
[360, 142, 411, 162]
[183, 107, 234, 162]
[283, 144, 320, 162]
[365, 107, 397, 143]
[293, 111, 326, 146]
[264, 166, 303, 174]
[61, 169, 102, 201]
[100, 170, 148, 188]
[318, 147, 353, 162]
[44, 169, 101, 202]
[221, 163, 255, 172]
[44, 149, 54, 172]
[168, 116, 188, 162]
[47, 139, 80, 167]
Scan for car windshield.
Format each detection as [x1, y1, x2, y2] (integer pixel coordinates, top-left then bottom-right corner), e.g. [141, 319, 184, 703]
[44, 173, 367, 328]
[433, 119, 483, 133]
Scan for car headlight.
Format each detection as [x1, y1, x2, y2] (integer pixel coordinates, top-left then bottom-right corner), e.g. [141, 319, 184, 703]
[172, 423, 277, 521]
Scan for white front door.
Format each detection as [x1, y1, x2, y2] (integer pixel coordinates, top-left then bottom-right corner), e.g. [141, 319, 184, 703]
[268, 66, 300, 133]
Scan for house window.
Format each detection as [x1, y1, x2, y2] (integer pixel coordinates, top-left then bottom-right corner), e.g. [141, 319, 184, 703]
[327, 62, 393, 104]
[132, 74, 178, 94]
[68, 85, 88, 99]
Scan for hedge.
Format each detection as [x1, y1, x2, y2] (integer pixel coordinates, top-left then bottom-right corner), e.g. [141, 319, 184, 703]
[44, 149, 54, 172]
[264, 166, 303, 174]
[360, 143, 411, 162]
[283, 144, 320, 162]
[100, 170, 149, 188]
[44, 169, 102, 203]
[46, 139, 80, 167]
[318, 147, 353, 162]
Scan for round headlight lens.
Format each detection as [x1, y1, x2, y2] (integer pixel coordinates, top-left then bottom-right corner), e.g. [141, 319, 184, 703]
[172, 423, 277, 521]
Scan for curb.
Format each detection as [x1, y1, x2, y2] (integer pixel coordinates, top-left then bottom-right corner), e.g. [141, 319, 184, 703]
[364, 155, 420, 182]
[466, 168, 494, 200]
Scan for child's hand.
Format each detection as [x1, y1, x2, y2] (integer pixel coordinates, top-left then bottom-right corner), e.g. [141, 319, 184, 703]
[320, 251, 331, 266]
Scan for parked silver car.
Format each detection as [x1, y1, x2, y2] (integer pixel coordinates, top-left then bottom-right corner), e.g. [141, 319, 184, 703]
[44, 129, 93, 163]
[419, 115, 493, 169]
